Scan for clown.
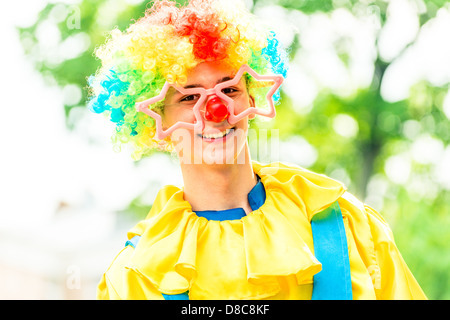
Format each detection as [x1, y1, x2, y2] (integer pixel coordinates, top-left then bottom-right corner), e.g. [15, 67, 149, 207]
[89, 0, 427, 300]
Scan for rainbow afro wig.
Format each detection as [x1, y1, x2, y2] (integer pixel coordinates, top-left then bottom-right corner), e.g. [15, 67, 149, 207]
[87, 0, 288, 160]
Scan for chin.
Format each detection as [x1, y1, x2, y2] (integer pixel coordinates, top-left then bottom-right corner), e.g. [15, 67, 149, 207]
[200, 133, 248, 165]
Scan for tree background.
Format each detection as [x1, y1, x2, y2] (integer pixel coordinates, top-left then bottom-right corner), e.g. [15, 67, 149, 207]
[16, 0, 450, 299]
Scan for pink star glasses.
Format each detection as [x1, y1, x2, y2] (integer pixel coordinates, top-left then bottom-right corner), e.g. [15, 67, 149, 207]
[135, 64, 284, 140]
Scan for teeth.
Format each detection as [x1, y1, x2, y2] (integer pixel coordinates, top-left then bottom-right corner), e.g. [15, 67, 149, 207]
[202, 128, 232, 139]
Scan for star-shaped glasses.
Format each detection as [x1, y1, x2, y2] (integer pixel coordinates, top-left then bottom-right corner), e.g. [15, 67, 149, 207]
[135, 64, 284, 140]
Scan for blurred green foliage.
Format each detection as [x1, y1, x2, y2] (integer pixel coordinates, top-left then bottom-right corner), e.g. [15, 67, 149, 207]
[18, 0, 450, 299]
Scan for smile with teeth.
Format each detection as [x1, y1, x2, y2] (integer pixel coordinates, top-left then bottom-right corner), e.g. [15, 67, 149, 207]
[200, 128, 234, 140]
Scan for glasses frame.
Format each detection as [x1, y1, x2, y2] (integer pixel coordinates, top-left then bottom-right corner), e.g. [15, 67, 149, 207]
[135, 64, 284, 140]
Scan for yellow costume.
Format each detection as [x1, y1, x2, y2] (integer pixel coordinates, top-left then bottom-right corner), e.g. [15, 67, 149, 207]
[97, 162, 427, 300]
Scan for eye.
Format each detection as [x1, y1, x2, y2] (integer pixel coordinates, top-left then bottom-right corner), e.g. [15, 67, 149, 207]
[221, 87, 239, 95]
[180, 94, 200, 103]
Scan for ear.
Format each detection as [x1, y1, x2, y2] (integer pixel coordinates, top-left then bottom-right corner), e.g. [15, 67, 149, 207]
[248, 95, 256, 120]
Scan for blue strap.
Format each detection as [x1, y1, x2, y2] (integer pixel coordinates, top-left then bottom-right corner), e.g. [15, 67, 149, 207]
[311, 201, 353, 300]
[124, 200, 352, 300]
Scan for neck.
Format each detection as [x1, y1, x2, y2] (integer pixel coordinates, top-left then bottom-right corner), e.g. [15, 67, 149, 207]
[180, 147, 257, 214]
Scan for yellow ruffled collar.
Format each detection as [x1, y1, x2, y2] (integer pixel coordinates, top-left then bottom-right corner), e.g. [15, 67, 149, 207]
[125, 161, 346, 299]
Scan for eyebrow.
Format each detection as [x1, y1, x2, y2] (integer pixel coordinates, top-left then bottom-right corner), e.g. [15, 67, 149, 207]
[183, 76, 234, 89]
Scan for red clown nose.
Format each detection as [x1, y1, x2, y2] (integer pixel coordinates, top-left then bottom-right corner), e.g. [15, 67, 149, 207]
[205, 96, 229, 123]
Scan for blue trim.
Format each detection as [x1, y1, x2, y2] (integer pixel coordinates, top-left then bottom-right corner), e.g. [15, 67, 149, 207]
[311, 201, 353, 300]
[162, 292, 190, 300]
[195, 208, 246, 221]
[125, 235, 141, 249]
[248, 179, 266, 211]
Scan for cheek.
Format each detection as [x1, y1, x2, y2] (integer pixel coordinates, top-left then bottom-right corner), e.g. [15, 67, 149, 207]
[232, 94, 253, 115]
[162, 107, 197, 128]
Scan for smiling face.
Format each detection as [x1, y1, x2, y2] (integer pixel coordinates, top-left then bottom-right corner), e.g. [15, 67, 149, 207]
[162, 61, 255, 165]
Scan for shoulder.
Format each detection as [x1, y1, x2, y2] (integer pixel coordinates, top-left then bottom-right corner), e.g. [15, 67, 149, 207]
[254, 161, 347, 218]
[253, 161, 392, 238]
[253, 161, 340, 185]
[127, 184, 184, 238]
[257, 161, 395, 252]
